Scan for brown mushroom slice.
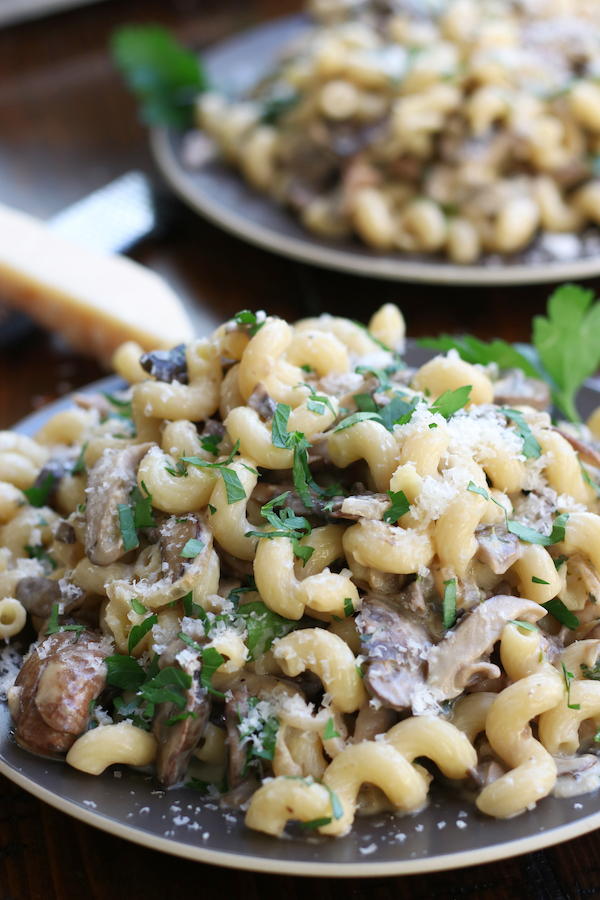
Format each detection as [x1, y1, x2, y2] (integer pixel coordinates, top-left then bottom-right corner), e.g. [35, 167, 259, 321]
[493, 369, 551, 410]
[84, 443, 154, 566]
[15, 577, 61, 618]
[426, 595, 546, 700]
[553, 428, 600, 470]
[358, 596, 433, 711]
[115, 516, 214, 609]
[153, 642, 211, 788]
[8, 630, 110, 758]
[475, 524, 523, 575]
[247, 383, 277, 421]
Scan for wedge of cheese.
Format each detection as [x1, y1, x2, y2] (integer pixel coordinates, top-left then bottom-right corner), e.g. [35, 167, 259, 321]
[0, 202, 195, 361]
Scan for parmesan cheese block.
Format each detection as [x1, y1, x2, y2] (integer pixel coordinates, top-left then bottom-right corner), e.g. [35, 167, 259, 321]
[0, 202, 195, 361]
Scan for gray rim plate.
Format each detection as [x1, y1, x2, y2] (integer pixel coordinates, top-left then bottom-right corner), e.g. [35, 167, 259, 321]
[3, 361, 600, 875]
[151, 14, 600, 287]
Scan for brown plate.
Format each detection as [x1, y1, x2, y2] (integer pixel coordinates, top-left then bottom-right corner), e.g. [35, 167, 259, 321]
[151, 14, 600, 287]
[2, 361, 600, 875]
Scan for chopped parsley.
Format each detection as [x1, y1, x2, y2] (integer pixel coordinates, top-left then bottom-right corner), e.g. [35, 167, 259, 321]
[562, 661, 581, 710]
[540, 598, 579, 630]
[23, 473, 55, 508]
[501, 409, 542, 460]
[45, 604, 86, 641]
[179, 538, 205, 558]
[128, 614, 158, 653]
[467, 482, 489, 500]
[323, 718, 340, 740]
[442, 578, 457, 630]
[383, 489, 410, 524]
[429, 385, 471, 419]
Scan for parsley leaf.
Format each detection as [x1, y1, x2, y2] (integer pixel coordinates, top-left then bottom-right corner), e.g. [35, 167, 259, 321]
[383, 489, 410, 524]
[443, 578, 457, 629]
[165, 459, 188, 478]
[180, 538, 205, 558]
[130, 598, 147, 615]
[233, 310, 265, 336]
[532, 576, 549, 585]
[562, 661, 581, 710]
[501, 409, 542, 460]
[467, 482, 489, 500]
[355, 365, 392, 392]
[139, 666, 192, 708]
[540, 598, 579, 630]
[323, 718, 340, 740]
[344, 597, 354, 618]
[429, 385, 471, 419]
[235, 601, 299, 660]
[105, 654, 146, 691]
[300, 817, 332, 830]
[200, 646, 226, 698]
[333, 411, 381, 433]
[45, 604, 85, 641]
[111, 25, 207, 129]
[25, 544, 57, 571]
[532, 284, 600, 422]
[128, 614, 158, 653]
[131, 482, 157, 529]
[117, 503, 139, 552]
[272, 403, 292, 448]
[221, 468, 246, 504]
[505, 513, 569, 546]
[353, 393, 379, 413]
[581, 660, 600, 681]
[507, 620, 539, 633]
[23, 473, 55, 508]
[72, 443, 88, 475]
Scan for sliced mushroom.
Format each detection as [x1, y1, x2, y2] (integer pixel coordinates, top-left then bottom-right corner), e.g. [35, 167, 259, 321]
[358, 596, 433, 711]
[55, 520, 76, 544]
[475, 524, 523, 575]
[8, 630, 110, 757]
[15, 578, 62, 618]
[117, 516, 214, 609]
[140, 345, 188, 384]
[153, 640, 211, 788]
[338, 494, 391, 521]
[247, 383, 278, 421]
[225, 689, 252, 791]
[84, 443, 153, 566]
[426, 595, 546, 700]
[493, 369, 551, 410]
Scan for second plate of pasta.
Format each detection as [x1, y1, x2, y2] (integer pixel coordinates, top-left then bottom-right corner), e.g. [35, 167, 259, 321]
[152, 13, 600, 286]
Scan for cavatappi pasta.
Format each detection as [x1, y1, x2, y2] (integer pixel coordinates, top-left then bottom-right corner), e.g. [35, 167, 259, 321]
[196, 0, 600, 263]
[6, 301, 600, 837]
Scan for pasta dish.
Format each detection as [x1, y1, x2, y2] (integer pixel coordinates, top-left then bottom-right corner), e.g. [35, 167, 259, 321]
[3, 293, 600, 838]
[196, 0, 600, 264]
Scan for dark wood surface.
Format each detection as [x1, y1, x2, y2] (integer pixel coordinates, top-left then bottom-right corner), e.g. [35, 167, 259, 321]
[1, 1, 600, 897]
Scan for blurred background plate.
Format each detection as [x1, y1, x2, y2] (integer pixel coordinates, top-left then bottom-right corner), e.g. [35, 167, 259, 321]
[3, 360, 600, 875]
[151, 14, 600, 287]
[0, 0, 106, 27]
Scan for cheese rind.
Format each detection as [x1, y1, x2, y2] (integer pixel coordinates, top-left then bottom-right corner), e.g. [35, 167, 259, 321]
[0, 202, 195, 361]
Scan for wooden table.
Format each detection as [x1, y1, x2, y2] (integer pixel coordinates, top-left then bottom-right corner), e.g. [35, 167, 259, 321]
[0, 1, 600, 897]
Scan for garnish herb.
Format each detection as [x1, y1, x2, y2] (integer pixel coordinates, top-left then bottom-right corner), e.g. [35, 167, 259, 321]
[25, 544, 57, 571]
[554, 555, 568, 570]
[165, 710, 198, 727]
[117, 504, 138, 552]
[333, 411, 381, 432]
[300, 817, 333, 830]
[102, 392, 133, 419]
[353, 393, 379, 413]
[23, 473, 55, 508]
[429, 385, 472, 419]
[540, 598, 579, 630]
[467, 482, 489, 500]
[111, 25, 207, 128]
[383, 490, 410, 524]
[165, 460, 188, 478]
[130, 598, 147, 615]
[533, 284, 600, 423]
[532, 576, 550, 585]
[72, 443, 88, 475]
[105, 655, 146, 691]
[507, 620, 539, 633]
[128, 614, 158, 653]
[233, 310, 265, 336]
[355, 365, 392, 392]
[501, 409, 542, 459]
[199, 646, 226, 698]
[562, 661, 581, 710]
[179, 538, 205, 558]
[181, 439, 247, 505]
[579, 461, 600, 498]
[416, 335, 540, 379]
[236, 601, 299, 659]
[323, 718, 340, 740]
[131, 482, 157, 529]
[443, 579, 457, 629]
[344, 597, 354, 618]
[581, 660, 600, 681]
[45, 604, 86, 641]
